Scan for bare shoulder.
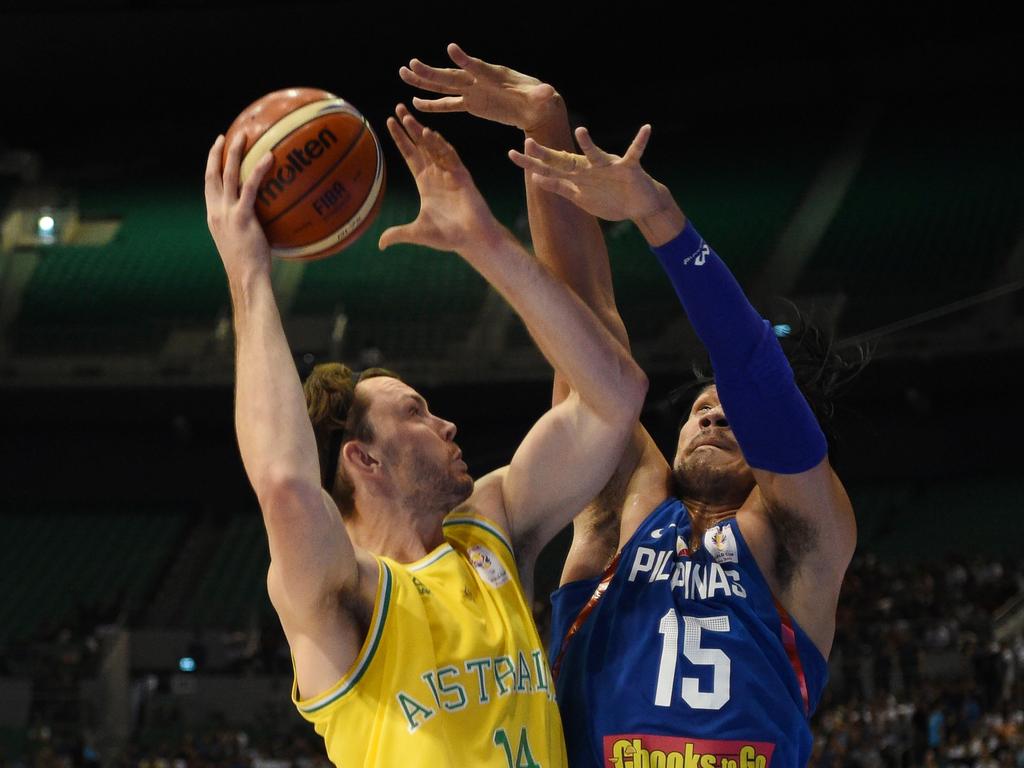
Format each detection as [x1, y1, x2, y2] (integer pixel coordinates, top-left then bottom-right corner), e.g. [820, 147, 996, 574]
[457, 467, 513, 534]
[269, 546, 382, 702]
[446, 467, 531, 561]
[268, 546, 379, 631]
[737, 475, 853, 590]
[617, 435, 674, 547]
[562, 429, 672, 585]
[735, 461, 856, 658]
[733, 494, 781, 590]
[752, 459, 853, 534]
[748, 459, 856, 590]
[452, 467, 545, 599]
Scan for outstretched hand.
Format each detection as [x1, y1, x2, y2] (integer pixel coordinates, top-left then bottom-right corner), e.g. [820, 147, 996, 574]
[399, 43, 563, 133]
[379, 104, 499, 254]
[204, 133, 275, 282]
[508, 125, 671, 223]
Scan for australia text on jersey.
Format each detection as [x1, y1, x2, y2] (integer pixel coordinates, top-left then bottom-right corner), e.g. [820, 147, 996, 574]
[396, 648, 555, 732]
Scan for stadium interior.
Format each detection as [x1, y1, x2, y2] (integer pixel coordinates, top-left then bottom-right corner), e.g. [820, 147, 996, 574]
[1, 4, 1021, 767]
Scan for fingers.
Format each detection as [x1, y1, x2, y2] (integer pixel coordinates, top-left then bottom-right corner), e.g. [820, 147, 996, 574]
[399, 66, 462, 96]
[204, 135, 225, 202]
[508, 147, 566, 178]
[238, 152, 274, 211]
[508, 148, 553, 176]
[571, 124, 650, 165]
[411, 58, 475, 87]
[378, 222, 418, 251]
[574, 126, 615, 165]
[530, 173, 582, 201]
[522, 137, 567, 163]
[385, 116, 424, 176]
[222, 132, 246, 199]
[396, 102, 426, 142]
[401, 59, 474, 94]
[420, 125, 461, 169]
[623, 124, 652, 162]
[446, 42, 491, 76]
[521, 138, 583, 173]
[388, 103, 462, 174]
[411, 95, 467, 114]
[509, 147, 582, 184]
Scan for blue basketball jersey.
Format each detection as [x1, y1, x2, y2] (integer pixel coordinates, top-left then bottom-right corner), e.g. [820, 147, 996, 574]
[550, 497, 827, 768]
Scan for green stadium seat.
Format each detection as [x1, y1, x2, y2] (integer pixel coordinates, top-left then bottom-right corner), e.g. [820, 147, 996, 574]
[797, 115, 1024, 334]
[0, 509, 186, 643]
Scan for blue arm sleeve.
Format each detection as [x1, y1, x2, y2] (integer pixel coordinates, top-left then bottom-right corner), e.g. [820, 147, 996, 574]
[652, 221, 827, 474]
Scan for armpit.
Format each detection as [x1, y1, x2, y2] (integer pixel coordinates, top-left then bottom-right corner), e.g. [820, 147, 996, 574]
[768, 503, 818, 592]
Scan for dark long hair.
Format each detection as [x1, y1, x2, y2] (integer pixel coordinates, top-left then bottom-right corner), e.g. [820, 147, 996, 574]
[670, 304, 871, 448]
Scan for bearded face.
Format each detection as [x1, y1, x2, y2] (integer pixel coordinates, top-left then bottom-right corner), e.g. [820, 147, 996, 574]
[385, 435, 474, 514]
[356, 377, 474, 515]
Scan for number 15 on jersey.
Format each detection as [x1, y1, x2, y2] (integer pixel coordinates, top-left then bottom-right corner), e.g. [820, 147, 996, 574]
[655, 611, 731, 710]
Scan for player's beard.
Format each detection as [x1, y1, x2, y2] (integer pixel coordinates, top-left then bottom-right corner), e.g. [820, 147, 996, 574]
[672, 452, 752, 511]
[396, 446, 474, 515]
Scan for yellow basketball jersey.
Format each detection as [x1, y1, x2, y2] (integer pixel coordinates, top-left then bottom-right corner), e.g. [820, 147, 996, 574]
[292, 512, 567, 767]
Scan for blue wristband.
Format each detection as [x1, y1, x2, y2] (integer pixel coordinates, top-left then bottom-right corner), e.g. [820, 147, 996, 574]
[652, 222, 827, 474]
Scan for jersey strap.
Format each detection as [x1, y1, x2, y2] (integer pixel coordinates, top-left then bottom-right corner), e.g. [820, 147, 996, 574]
[293, 559, 395, 718]
[551, 551, 621, 681]
[441, 514, 516, 560]
[773, 596, 810, 716]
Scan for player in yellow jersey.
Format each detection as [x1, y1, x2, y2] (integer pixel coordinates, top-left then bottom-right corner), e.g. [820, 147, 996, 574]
[204, 100, 647, 766]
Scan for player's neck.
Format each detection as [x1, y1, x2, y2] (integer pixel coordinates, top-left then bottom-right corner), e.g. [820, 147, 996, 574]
[683, 497, 739, 525]
[347, 493, 446, 563]
[681, 496, 740, 544]
[681, 483, 757, 549]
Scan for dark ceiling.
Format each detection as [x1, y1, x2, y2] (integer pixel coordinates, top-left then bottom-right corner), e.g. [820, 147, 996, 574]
[1, 3, 1018, 181]
[1, 3, 1021, 491]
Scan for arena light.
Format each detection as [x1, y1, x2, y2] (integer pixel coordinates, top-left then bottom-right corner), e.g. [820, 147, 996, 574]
[6, 186, 81, 247]
[36, 211, 57, 243]
[34, 210, 58, 243]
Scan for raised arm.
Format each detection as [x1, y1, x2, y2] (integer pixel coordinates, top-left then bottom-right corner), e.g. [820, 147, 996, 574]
[378, 106, 648, 566]
[401, 43, 628, 391]
[402, 46, 668, 577]
[511, 129, 857, 649]
[204, 135, 372, 670]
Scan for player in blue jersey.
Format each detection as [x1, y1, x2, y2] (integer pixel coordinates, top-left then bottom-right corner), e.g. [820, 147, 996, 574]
[406, 45, 863, 767]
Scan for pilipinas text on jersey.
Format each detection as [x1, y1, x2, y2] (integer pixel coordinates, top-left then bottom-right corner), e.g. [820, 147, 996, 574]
[549, 498, 828, 768]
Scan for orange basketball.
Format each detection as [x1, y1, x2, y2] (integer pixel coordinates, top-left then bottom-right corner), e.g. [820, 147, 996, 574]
[224, 88, 385, 261]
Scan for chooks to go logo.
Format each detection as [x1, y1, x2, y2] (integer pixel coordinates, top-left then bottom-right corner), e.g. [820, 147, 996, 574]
[605, 734, 775, 768]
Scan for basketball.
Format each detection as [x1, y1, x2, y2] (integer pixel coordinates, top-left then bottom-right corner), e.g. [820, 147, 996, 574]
[223, 88, 385, 261]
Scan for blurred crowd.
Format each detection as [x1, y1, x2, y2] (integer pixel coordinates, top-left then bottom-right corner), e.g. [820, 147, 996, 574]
[810, 555, 1024, 767]
[18, 725, 330, 768]
[2, 554, 1021, 768]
